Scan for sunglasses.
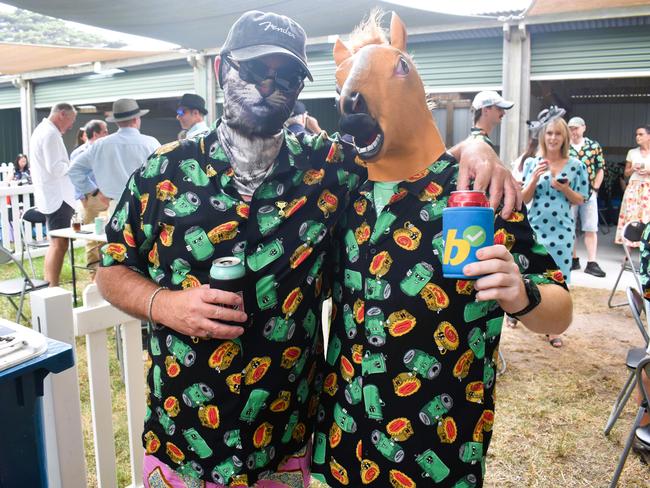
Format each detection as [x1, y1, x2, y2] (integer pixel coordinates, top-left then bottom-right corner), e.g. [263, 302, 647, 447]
[225, 56, 306, 92]
[176, 108, 187, 117]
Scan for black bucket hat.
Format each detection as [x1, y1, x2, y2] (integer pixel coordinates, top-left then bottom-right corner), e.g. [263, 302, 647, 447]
[178, 93, 208, 115]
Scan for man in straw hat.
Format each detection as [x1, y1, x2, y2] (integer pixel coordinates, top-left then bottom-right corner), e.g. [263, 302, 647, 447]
[68, 98, 159, 215]
[96, 10, 520, 487]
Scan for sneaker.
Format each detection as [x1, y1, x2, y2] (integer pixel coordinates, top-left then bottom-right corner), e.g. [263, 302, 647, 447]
[584, 261, 606, 278]
[571, 257, 581, 271]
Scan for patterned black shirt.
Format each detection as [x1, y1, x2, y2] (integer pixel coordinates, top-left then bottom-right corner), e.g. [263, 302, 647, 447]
[101, 126, 362, 485]
[469, 127, 496, 151]
[569, 137, 606, 193]
[311, 153, 567, 487]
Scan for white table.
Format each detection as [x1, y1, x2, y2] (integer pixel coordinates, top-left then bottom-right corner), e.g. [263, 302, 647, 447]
[48, 224, 107, 306]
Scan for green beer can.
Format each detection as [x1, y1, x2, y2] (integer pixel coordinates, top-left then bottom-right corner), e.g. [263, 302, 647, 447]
[210, 257, 246, 326]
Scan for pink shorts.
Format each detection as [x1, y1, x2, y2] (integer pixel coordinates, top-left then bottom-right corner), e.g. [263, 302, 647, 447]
[143, 442, 312, 488]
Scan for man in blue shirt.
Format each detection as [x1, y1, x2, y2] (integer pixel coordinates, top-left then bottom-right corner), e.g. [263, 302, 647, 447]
[70, 119, 109, 274]
[68, 98, 160, 214]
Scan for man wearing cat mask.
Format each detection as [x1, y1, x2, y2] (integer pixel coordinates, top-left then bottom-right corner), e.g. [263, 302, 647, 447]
[97, 10, 519, 487]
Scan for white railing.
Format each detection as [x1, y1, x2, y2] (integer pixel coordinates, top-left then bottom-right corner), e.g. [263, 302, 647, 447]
[33, 285, 145, 488]
[0, 162, 15, 183]
[0, 181, 46, 259]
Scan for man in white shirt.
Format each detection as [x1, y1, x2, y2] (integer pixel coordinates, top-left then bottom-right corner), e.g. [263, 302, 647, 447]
[68, 98, 160, 215]
[176, 93, 210, 139]
[29, 102, 77, 286]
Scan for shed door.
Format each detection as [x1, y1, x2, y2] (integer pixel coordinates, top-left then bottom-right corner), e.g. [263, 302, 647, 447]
[531, 26, 650, 80]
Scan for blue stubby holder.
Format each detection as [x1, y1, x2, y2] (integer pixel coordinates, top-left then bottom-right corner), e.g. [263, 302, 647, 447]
[442, 207, 494, 279]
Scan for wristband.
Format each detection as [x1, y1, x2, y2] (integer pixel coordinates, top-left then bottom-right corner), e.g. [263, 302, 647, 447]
[147, 286, 168, 324]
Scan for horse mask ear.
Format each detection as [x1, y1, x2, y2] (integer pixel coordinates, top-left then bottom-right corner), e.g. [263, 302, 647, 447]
[333, 38, 352, 66]
[389, 12, 407, 51]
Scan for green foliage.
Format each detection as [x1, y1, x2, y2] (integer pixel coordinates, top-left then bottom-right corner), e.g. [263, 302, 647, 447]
[0, 9, 126, 48]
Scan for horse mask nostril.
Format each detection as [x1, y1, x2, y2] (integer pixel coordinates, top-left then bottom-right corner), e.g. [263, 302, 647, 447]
[341, 92, 368, 115]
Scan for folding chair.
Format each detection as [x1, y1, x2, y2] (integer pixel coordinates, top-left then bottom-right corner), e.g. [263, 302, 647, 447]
[19, 206, 49, 279]
[609, 354, 650, 487]
[604, 287, 650, 435]
[608, 221, 645, 308]
[0, 245, 49, 324]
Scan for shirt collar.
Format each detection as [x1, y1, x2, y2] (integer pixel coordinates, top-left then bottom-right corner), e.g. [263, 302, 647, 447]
[204, 119, 314, 174]
[358, 153, 457, 200]
[116, 127, 140, 135]
[43, 118, 61, 134]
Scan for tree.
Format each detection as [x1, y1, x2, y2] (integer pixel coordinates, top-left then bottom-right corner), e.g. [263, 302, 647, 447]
[0, 9, 126, 48]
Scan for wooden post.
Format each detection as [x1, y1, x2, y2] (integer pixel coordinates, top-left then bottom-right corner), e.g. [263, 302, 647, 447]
[31, 287, 87, 488]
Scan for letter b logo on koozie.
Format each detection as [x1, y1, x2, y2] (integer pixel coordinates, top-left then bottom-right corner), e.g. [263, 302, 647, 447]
[443, 229, 470, 266]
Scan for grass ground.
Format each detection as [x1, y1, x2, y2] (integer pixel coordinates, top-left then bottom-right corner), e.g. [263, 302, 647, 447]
[1, 256, 648, 487]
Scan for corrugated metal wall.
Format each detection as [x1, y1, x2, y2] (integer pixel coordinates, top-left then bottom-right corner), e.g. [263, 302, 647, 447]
[33, 66, 194, 107]
[569, 101, 650, 161]
[412, 37, 503, 91]
[303, 36, 503, 98]
[0, 86, 20, 109]
[302, 50, 336, 98]
[531, 26, 650, 79]
[0, 109, 22, 162]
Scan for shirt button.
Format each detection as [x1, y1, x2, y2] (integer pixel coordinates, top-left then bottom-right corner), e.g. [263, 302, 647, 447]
[370, 248, 377, 255]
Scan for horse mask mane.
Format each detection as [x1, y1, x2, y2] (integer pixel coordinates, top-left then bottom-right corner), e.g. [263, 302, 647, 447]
[335, 11, 446, 182]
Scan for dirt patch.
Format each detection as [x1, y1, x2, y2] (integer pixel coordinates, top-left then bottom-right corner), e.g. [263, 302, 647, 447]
[485, 286, 648, 487]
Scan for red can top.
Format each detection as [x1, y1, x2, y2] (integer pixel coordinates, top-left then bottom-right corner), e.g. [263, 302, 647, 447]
[448, 190, 490, 208]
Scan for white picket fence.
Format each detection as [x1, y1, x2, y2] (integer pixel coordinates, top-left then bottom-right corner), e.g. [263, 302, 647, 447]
[33, 285, 145, 488]
[0, 164, 47, 259]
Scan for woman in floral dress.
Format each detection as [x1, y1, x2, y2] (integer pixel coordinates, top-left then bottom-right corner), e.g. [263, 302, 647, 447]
[615, 125, 650, 247]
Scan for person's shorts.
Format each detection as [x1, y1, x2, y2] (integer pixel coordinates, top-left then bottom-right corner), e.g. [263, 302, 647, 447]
[45, 202, 75, 231]
[572, 191, 598, 233]
[143, 440, 312, 488]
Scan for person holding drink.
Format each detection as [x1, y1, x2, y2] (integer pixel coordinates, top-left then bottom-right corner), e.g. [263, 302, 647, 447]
[615, 124, 650, 248]
[311, 12, 572, 487]
[95, 10, 516, 487]
[522, 117, 588, 347]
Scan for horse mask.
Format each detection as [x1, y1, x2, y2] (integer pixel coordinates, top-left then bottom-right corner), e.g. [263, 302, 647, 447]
[335, 12, 446, 182]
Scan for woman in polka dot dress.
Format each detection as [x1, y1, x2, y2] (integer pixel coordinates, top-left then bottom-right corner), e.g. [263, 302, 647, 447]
[522, 118, 589, 346]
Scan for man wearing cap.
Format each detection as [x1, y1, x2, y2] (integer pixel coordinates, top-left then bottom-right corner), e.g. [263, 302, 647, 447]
[95, 11, 520, 488]
[68, 98, 160, 214]
[567, 116, 607, 277]
[177, 93, 210, 139]
[469, 90, 515, 151]
[29, 102, 77, 287]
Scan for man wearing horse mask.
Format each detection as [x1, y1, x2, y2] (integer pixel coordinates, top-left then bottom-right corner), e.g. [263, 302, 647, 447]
[97, 10, 521, 488]
[310, 11, 572, 488]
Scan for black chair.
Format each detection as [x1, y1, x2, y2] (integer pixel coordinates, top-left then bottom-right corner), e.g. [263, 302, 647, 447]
[609, 354, 650, 487]
[0, 244, 49, 324]
[19, 206, 48, 279]
[608, 221, 645, 308]
[604, 287, 650, 435]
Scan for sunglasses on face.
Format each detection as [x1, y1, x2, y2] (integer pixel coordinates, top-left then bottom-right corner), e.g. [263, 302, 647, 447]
[225, 56, 306, 92]
[176, 108, 187, 117]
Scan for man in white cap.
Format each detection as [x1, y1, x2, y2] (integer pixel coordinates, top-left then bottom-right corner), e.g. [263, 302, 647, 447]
[469, 90, 515, 150]
[68, 98, 160, 214]
[567, 116, 606, 277]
